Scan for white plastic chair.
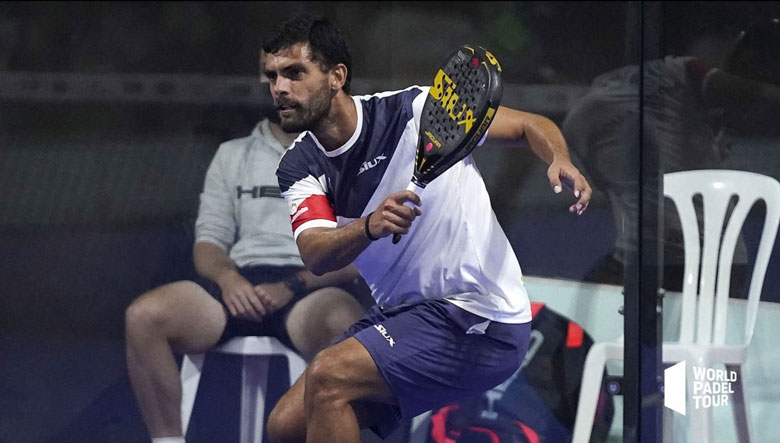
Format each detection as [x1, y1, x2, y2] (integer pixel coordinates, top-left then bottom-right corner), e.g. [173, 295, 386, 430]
[180, 336, 306, 443]
[572, 170, 780, 443]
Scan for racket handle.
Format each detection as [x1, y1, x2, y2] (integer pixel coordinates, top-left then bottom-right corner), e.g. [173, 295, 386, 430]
[392, 181, 425, 244]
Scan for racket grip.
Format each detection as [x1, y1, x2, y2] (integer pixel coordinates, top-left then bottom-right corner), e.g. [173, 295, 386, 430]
[392, 181, 424, 244]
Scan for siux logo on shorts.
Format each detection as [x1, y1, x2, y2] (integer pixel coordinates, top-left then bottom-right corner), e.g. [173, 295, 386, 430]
[374, 324, 395, 347]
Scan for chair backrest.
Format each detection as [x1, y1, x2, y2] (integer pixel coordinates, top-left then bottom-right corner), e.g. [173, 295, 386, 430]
[664, 170, 780, 346]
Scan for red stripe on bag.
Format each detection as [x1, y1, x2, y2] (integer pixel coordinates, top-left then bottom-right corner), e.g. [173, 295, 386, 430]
[531, 302, 545, 318]
[566, 321, 584, 348]
[515, 421, 541, 443]
[430, 404, 459, 443]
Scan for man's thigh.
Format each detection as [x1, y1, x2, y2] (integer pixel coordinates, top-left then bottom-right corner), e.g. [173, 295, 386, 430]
[308, 337, 395, 403]
[270, 337, 395, 436]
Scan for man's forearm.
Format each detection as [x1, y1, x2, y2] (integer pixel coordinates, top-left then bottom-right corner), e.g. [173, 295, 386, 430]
[489, 106, 570, 164]
[296, 217, 372, 276]
[296, 264, 362, 292]
[523, 113, 570, 165]
[193, 241, 241, 285]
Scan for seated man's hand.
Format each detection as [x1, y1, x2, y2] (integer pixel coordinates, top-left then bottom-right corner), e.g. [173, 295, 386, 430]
[254, 282, 296, 317]
[218, 272, 267, 322]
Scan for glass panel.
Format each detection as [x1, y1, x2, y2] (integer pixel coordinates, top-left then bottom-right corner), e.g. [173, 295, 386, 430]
[654, 2, 780, 442]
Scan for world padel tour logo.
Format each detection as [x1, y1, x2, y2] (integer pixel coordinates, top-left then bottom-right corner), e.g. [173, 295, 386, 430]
[664, 361, 737, 415]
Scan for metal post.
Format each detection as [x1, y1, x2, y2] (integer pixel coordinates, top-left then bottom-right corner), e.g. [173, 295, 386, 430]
[623, 2, 664, 442]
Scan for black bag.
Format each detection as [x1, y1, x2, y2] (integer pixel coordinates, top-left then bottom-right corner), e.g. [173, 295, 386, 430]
[427, 302, 614, 443]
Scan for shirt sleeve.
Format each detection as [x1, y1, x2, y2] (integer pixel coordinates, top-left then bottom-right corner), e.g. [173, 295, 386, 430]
[194, 145, 236, 251]
[277, 147, 337, 240]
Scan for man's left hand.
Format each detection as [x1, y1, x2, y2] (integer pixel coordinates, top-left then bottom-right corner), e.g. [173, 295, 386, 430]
[547, 159, 592, 216]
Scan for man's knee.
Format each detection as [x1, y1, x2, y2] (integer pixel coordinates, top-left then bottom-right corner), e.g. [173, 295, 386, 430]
[305, 348, 351, 404]
[322, 289, 363, 332]
[125, 290, 171, 339]
[305, 339, 385, 404]
[286, 288, 363, 359]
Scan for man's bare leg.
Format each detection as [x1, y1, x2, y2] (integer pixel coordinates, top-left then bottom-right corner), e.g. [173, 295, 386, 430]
[125, 281, 227, 438]
[267, 288, 364, 442]
[267, 337, 393, 443]
[305, 337, 394, 443]
[267, 370, 309, 443]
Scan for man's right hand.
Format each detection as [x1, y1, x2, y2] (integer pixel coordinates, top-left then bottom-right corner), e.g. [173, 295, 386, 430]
[366, 190, 422, 239]
[217, 271, 267, 322]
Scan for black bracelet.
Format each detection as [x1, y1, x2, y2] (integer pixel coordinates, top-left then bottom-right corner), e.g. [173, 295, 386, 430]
[364, 211, 380, 241]
[282, 273, 307, 297]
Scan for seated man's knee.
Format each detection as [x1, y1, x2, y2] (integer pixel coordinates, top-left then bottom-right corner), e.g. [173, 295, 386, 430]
[286, 288, 363, 359]
[125, 290, 171, 339]
[324, 289, 363, 331]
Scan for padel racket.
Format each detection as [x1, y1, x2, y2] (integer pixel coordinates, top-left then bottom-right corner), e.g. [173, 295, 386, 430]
[393, 45, 503, 244]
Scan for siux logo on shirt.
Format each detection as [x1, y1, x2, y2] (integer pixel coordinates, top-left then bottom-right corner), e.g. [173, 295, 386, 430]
[357, 154, 387, 176]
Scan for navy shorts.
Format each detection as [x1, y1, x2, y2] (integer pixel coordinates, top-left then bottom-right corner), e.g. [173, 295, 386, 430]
[200, 265, 302, 351]
[336, 298, 531, 437]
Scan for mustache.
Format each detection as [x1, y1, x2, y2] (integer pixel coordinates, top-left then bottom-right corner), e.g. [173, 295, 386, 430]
[275, 98, 299, 109]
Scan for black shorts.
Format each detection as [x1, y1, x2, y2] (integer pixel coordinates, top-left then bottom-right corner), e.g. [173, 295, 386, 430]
[199, 265, 303, 352]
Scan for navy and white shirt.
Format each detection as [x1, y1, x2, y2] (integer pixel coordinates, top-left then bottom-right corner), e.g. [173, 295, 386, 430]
[277, 87, 531, 323]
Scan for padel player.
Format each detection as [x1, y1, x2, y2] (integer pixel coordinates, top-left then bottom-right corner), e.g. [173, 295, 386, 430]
[264, 13, 592, 442]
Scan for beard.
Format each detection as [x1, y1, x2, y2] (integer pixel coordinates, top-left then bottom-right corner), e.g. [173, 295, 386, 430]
[278, 80, 332, 133]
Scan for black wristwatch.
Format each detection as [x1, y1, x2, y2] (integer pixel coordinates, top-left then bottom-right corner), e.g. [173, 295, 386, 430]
[282, 273, 307, 298]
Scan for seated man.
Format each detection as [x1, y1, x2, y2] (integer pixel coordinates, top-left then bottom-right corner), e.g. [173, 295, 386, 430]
[124, 108, 366, 443]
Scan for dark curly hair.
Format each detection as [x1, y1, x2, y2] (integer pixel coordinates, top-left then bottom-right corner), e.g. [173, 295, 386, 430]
[262, 13, 352, 93]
